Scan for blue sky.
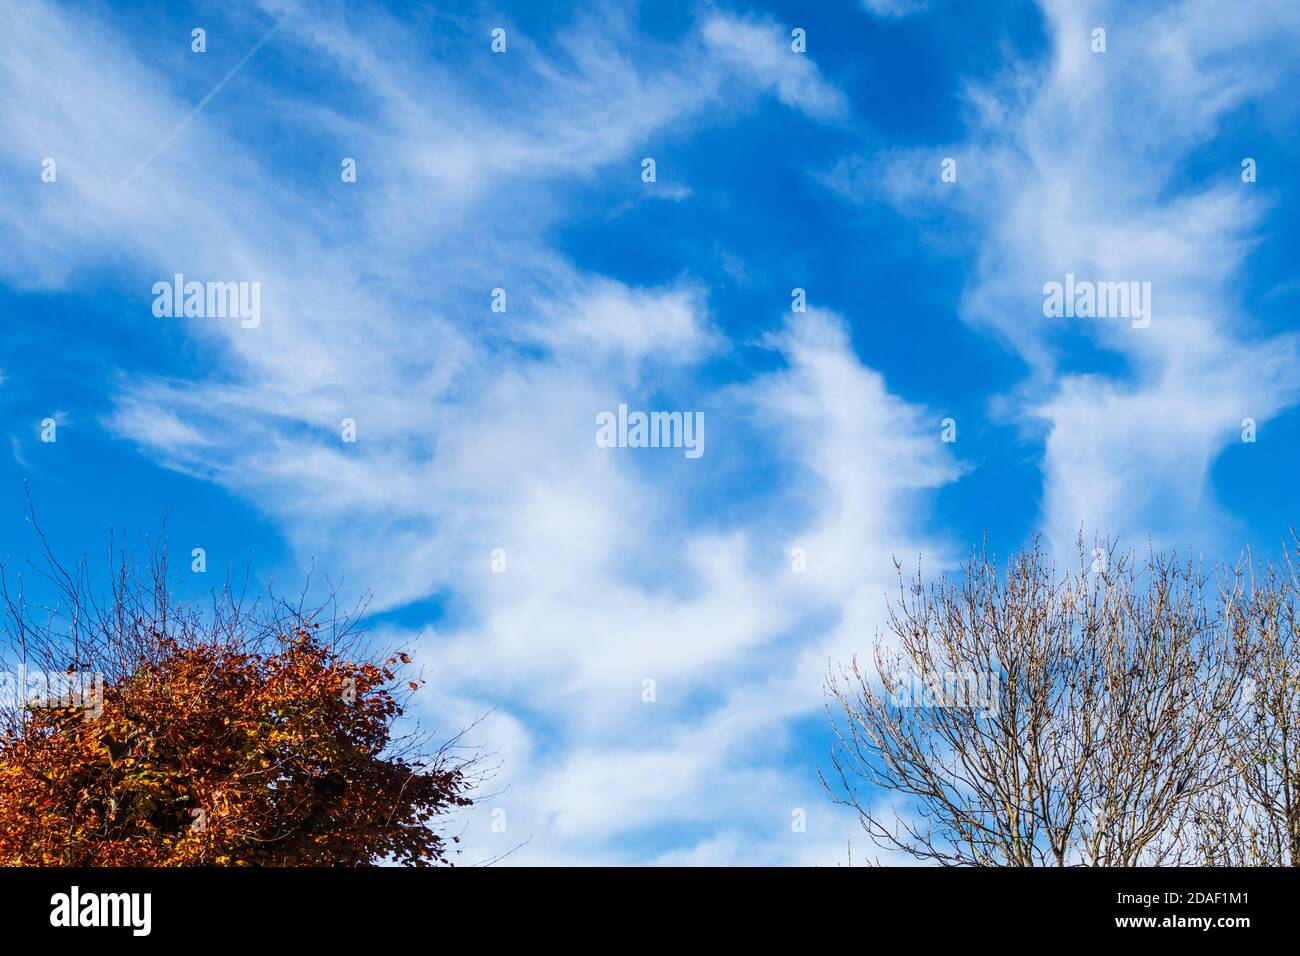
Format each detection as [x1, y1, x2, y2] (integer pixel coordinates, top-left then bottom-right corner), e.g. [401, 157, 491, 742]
[2, 0, 1300, 864]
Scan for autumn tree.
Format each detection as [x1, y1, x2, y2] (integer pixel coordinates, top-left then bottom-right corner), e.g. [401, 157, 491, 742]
[824, 538, 1251, 866]
[0, 523, 477, 866]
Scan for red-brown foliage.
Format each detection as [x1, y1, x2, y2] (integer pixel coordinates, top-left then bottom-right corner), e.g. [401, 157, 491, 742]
[0, 521, 476, 866]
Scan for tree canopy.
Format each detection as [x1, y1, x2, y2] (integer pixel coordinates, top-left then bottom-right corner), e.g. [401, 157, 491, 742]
[0, 524, 474, 866]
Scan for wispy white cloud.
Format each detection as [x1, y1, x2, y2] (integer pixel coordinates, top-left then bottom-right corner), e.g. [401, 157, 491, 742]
[827, 0, 1300, 555]
[702, 12, 848, 120]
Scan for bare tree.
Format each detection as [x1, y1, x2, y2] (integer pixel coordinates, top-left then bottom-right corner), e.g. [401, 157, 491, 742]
[824, 537, 1249, 866]
[1192, 539, 1300, 866]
